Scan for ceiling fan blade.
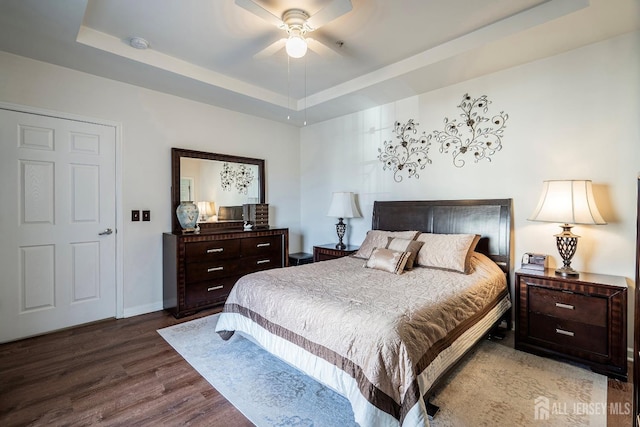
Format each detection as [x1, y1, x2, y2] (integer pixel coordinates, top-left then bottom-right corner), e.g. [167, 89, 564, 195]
[306, 0, 352, 30]
[306, 38, 341, 57]
[234, 0, 284, 28]
[254, 38, 286, 59]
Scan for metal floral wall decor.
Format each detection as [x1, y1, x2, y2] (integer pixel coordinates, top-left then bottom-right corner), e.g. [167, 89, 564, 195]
[431, 93, 508, 168]
[234, 164, 255, 195]
[377, 119, 432, 182]
[220, 163, 255, 195]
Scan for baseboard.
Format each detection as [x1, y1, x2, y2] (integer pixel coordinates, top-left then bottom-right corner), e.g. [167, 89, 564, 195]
[123, 301, 164, 318]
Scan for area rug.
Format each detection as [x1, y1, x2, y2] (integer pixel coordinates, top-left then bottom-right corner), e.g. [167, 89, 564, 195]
[158, 314, 607, 426]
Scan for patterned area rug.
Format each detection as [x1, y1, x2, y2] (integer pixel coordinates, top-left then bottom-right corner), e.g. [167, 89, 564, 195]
[158, 314, 607, 426]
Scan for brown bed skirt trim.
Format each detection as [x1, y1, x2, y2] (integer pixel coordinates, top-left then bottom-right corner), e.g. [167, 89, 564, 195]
[219, 287, 509, 423]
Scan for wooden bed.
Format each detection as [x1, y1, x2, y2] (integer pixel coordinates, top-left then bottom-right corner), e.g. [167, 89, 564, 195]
[216, 198, 513, 426]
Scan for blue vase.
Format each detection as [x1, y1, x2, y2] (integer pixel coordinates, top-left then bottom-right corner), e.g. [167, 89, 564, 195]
[176, 201, 199, 232]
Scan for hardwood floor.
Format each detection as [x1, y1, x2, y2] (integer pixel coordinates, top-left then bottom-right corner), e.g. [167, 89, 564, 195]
[0, 309, 633, 426]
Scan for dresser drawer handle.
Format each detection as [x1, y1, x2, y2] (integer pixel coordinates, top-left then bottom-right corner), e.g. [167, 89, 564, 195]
[206, 248, 224, 253]
[256, 243, 271, 248]
[207, 266, 224, 272]
[555, 302, 574, 310]
[207, 285, 224, 292]
[555, 328, 575, 337]
[256, 259, 271, 265]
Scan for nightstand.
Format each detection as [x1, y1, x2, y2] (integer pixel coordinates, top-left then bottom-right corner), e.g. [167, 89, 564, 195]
[515, 269, 627, 380]
[313, 244, 359, 262]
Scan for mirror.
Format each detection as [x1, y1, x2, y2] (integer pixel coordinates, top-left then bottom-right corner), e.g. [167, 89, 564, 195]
[171, 148, 265, 232]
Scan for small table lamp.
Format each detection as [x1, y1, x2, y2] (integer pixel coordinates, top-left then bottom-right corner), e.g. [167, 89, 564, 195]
[528, 180, 606, 276]
[327, 192, 362, 249]
[197, 201, 216, 222]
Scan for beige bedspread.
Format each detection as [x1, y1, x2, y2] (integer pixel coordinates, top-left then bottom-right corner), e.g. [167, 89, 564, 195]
[217, 252, 508, 424]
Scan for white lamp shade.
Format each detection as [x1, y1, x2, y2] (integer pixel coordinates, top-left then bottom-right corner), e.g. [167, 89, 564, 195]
[327, 192, 362, 219]
[528, 180, 606, 225]
[285, 32, 307, 58]
[197, 201, 216, 217]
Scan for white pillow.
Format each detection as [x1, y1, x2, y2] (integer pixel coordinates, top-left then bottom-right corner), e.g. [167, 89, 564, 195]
[353, 230, 420, 259]
[415, 233, 480, 274]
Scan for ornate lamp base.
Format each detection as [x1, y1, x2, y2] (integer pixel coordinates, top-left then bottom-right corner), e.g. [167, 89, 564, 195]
[335, 218, 346, 250]
[554, 223, 580, 277]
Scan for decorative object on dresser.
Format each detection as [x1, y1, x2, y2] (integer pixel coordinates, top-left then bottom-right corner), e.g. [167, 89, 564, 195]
[327, 191, 362, 249]
[313, 243, 359, 262]
[163, 228, 289, 318]
[515, 269, 627, 380]
[176, 201, 199, 232]
[528, 180, 606, 276]
[243, 203, 269, 229]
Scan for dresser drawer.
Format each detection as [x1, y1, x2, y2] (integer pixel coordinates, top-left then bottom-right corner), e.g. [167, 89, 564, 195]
[186, 239, 241, 262]
[186, 259, 241, 283]
[184, 276, 240, 307]
[528, 285, 607, 327]
[240, 254, 282, 274]
[241, 235, 282, 257]
[529, 312, 608, 355]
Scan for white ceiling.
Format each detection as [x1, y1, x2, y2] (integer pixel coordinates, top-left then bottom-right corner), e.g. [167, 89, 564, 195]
[0, 0, 638, 126]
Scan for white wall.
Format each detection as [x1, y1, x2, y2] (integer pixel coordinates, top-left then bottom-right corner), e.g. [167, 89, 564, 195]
[0, 51, 301, 317]
[300, 32, 640, 346]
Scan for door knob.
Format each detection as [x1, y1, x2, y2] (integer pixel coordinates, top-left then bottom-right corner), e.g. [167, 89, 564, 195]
[99, 228, 113, 236]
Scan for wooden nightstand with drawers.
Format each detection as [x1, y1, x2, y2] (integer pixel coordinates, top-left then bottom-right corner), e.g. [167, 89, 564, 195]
[313, 244, 359, 262]
[515, 269, 627, 380]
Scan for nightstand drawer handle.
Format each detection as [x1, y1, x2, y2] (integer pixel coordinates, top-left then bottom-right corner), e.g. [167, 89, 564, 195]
[207, 285, 223, 292]
[555, 302, 574, 310]
[207, 267, 224, 272]
[256, 243, 271, 248]
[206, 248, 224, 253]
[256, 259, 270, 264]
[555, 328, 575, 337]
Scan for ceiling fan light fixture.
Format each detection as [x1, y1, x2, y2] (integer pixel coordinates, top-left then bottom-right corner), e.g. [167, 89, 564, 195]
[285, 29, 307, 58]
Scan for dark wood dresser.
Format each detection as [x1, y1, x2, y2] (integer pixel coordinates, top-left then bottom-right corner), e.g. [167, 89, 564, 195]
[163, 227, 288, 317]
[515, 269, 627, 380]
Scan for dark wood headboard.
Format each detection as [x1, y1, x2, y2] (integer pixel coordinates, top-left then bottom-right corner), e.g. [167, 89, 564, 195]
[372, 199, 512, 276]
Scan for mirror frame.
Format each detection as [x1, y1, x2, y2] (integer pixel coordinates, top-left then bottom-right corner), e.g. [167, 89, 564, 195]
[171, 148, 265, 233]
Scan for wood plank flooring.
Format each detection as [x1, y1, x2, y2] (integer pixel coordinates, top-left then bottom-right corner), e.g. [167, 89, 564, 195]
[0, 309, 632, 426]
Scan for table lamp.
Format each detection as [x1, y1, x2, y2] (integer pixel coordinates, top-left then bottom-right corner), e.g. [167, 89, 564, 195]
[528, 180, 606, 276]
[327, 192, 362, 249]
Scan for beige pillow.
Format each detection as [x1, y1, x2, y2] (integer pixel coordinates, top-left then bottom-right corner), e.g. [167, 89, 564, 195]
[353, 230, 420, 259]
[365, 248, 410, 275]
[385, 237, 424, 270]
[415, 233, 480, 274]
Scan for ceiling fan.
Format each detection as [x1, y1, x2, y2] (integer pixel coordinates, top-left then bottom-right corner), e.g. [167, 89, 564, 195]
[234, 0, 352, 59]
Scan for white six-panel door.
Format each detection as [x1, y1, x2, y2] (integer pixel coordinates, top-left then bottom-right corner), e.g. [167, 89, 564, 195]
[0, 108, 116, 343]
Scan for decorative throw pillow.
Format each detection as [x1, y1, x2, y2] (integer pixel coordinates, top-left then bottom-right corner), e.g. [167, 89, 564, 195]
[353, 230, 421, 259]
[385, 237, 424, 270]
[415, 233, 480, 274]
[365, 247, 410, 275]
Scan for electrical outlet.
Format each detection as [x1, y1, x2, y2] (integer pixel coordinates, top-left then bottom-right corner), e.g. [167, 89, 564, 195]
[142, 210, 151, 221]
[131, 210, 140, 221]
